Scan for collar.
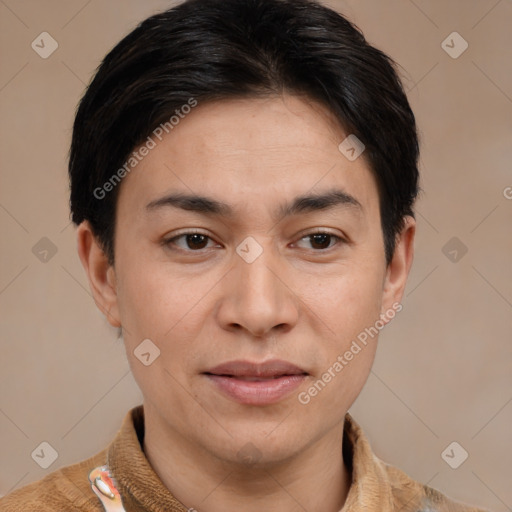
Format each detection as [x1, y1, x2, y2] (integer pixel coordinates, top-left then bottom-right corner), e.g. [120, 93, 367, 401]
[94, 405, 396, 511]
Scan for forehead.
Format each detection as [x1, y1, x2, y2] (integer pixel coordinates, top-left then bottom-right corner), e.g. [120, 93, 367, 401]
[116, 95, 380, 221]
[179, 95, 343, 156]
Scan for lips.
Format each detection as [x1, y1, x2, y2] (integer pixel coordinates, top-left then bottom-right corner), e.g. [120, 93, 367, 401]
[203, 359, 308, 405]
[203, 359, 308, 379]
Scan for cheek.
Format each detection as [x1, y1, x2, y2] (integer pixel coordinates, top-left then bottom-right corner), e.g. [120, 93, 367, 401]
[298, 272, 382, 416]
[114, 264, 204, 405]
[114, 256, 220, 369]
[303, 262, 383, 385]
[307, 263, 384, 337]
[116, 269, 192, 339]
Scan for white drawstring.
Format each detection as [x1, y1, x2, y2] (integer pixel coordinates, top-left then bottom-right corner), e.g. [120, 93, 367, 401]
[89, 465, 127, 512]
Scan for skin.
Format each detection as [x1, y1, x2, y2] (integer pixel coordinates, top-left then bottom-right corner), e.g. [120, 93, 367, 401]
[77, 94, 415, 512]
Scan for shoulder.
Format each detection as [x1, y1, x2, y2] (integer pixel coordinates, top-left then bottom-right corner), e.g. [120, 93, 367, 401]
[382, 460, 490, 512]
[0, 449, 107, 512]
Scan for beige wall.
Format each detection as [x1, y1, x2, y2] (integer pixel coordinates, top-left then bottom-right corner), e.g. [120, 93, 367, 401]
[0, 1, 511, 510]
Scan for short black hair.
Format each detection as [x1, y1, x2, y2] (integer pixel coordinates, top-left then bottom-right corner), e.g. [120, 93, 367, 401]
[69, 0, 419, 265]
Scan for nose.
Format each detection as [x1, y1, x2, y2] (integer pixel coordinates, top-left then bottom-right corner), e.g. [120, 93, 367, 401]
[215, 239, 299, 338]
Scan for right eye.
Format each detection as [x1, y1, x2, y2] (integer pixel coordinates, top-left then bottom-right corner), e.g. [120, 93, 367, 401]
[163, 231, 221, 252]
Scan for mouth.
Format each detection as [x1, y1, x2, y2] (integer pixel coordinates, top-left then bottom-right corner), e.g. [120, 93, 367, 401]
[205, 375, 303, 381]
[203, 359, 308, 379]
[202, 359, 308, 405]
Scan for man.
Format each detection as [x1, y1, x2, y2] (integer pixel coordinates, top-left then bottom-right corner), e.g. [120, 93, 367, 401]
[0, 0, 488, 510]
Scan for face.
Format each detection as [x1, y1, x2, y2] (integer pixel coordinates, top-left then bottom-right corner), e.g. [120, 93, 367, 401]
[79, 94, 414, 466]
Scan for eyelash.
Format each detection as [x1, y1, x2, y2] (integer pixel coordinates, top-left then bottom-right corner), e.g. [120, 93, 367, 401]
[162, 229, 346, 253]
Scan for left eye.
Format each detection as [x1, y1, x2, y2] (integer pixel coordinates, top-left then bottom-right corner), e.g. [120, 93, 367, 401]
[295, 232, 343, 250]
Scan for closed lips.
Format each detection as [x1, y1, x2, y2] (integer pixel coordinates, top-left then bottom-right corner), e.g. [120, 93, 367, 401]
[206, 375, 304, 380]
[203, 359, 309, 379]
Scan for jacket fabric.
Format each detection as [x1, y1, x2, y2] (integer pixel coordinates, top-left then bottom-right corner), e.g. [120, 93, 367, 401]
[0, 405, 488, 511]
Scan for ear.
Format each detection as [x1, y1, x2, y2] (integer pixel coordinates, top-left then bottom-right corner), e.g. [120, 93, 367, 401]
[76, 221, 121, 328]
[380, 215, 415, 318]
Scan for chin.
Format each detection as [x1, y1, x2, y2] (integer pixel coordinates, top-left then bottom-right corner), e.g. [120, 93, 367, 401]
[207, 426, 305, 466]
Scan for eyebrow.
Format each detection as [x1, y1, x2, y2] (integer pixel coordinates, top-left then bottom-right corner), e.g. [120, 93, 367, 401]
[145, 188, 363, 221]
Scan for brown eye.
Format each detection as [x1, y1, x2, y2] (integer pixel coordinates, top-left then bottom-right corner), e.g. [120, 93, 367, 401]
[295, 232, 343, 251]
[183, 233, 209, 250]
[309, 233, 333, 250]
[165, 232, 215, 251]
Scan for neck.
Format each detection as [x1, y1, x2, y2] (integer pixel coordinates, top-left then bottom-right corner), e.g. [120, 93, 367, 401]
[142, 404, 351, 512]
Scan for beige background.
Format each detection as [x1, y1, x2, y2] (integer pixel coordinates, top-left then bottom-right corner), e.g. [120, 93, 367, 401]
[1, 0, 511, 510]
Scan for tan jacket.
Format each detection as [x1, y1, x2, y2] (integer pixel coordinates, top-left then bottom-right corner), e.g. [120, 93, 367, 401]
[0, 405, 488, 511]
